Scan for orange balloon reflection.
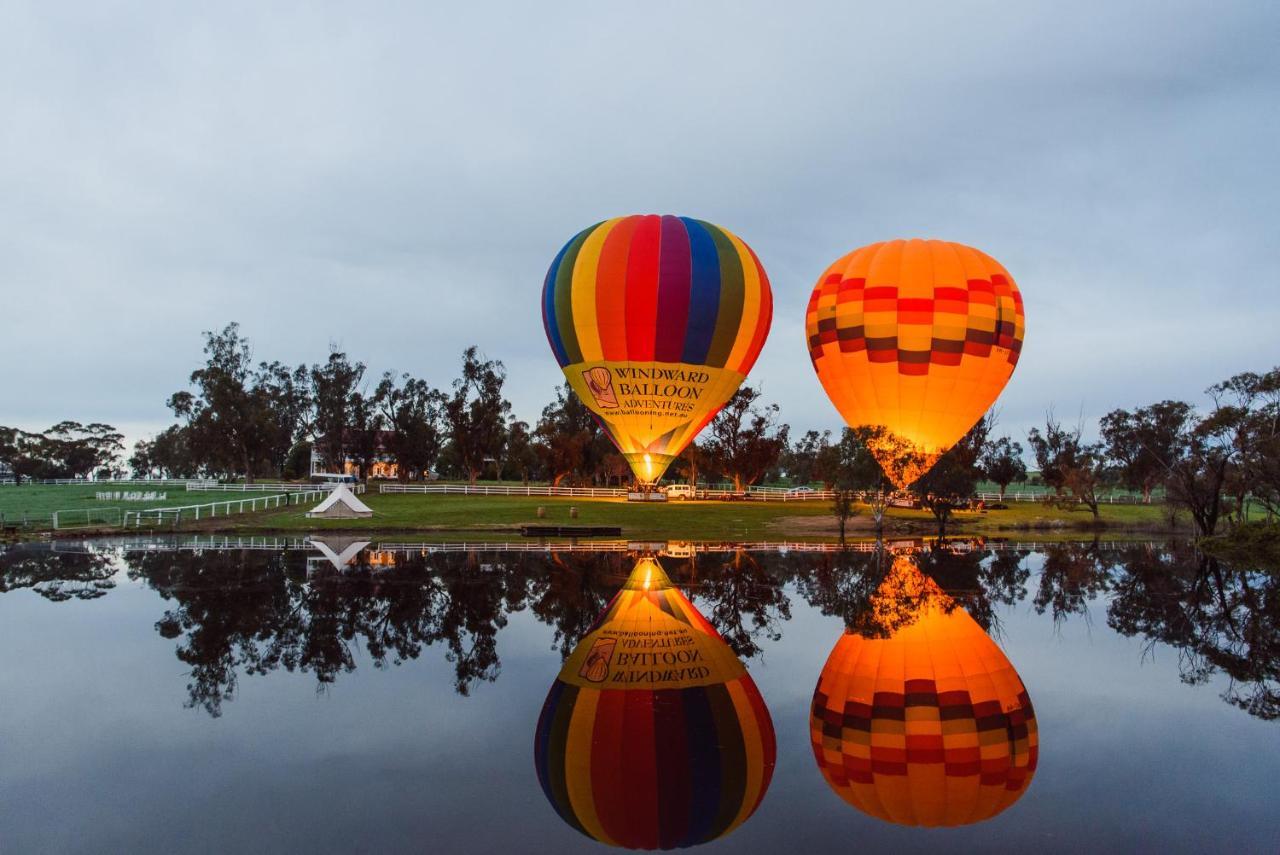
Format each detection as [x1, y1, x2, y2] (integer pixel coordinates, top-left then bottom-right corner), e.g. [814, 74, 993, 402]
[810, 552, 1038, 826]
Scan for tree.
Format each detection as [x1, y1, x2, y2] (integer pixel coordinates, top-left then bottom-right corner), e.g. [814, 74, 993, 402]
[502, 420, 539, 484]
[818, 426, 897, 531]
[150, 425, 199, 478]
[43, 421, 125, 478]
[283, 440, 313, 480]
[1220, 368, 1280, 520]
[981, 436, 1028, 500]
[255, 361, 312, 478]
[832, 490, 858, 542]
[1153, 380, 1249, 536]
[1100, 401, 1194, 502]
[534, 383, 608, 486]
[346, 390, 384, 481]
[443, 348, 511, 485]
[673, 440, 710, 488]
[1027, 413, 1109, 522]
[168, 324, 309, 482]
[913, 415, 991, 536]
[129, 439, 155, 478]
[0, 422, 125, 481]
[0, 426, 46, 484]
[376, 372, 446, 482]
[702, 386, 790, 492]
[782, 430, 831, 486]
[310, 349, 366, 476]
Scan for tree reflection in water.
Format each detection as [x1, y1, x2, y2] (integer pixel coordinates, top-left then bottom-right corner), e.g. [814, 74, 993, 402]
[0, 545, 117, 601]
[1, 539, 1276, 722]
[1107, 542, 1279, 720]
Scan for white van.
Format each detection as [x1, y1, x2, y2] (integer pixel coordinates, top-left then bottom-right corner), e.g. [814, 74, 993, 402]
[663, 484, 697, 500]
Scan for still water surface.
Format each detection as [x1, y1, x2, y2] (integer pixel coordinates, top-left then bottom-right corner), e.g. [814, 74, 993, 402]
[0, 537, 1276, 853]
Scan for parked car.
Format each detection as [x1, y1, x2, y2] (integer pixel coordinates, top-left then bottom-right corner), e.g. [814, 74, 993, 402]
[663, 483, 697, 500]
[785, 486, 816, 497]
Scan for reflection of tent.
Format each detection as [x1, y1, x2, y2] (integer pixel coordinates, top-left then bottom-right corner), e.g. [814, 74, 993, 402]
[307, 537, 372, 573]
[535, 556, 775, 850]
[810, 553, 1038, 827]
[305, 485, 373, 519]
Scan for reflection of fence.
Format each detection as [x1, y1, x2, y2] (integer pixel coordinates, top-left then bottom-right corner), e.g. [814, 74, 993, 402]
[123, 489, 329, 528]
[374, 538, 1166, 555]
[40, 536, 1170, 558]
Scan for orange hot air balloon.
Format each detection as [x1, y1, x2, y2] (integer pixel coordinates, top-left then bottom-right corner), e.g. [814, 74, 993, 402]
[810, 553, 1038, 827]
[543, 215, 773, 485]
[805, 239, 1025, 489]
[534, 556, 775, 849]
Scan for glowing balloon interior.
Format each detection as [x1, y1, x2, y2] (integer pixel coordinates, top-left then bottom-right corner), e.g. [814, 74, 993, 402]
[534, 556, 776, 849]
[805, 239, 1025, 489]
[543, 215, 773, 484]
[810, 553, 1038, 827]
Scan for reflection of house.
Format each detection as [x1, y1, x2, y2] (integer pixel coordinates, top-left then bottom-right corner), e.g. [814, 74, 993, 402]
[310, 431, 399, 480]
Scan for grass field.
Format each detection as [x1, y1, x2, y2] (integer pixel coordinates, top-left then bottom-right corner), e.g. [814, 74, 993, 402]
[0, 482, 1181, 540]
[223, 491, 1177, 541]
[0, 483, 316, 527]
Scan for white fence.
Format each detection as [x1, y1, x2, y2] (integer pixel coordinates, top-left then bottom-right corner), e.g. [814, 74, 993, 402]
[378, 483, 837, 501]
[48, 508, 124, 530]
[378, 482, 1158, 505]
[185, 482, 351, 493]
[121, 489, 331, 528]
[381, 483, 629, 498]
[1, 478, 206, 487]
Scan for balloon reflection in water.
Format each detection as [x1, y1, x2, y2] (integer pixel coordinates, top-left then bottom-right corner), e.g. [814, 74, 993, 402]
[535, 556, 775, 849]
[810, 552, 1037, 826]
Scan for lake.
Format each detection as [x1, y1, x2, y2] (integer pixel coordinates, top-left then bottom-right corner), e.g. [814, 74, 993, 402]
[0, 536, 1276, 854]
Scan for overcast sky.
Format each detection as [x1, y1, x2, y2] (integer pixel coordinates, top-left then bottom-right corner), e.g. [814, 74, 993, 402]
[3, 1, 1278, 450]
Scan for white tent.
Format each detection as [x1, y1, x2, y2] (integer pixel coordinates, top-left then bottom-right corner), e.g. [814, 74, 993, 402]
[306, 484, 374, 519]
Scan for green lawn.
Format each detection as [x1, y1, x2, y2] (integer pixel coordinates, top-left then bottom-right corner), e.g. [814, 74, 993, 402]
[0, 483, 318, 525]
[0, 483, 1181, 540]
[221, 491, 1176, 541]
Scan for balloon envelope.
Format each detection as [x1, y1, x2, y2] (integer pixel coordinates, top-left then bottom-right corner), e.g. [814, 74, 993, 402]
[535, 557, 775, 849]
[543, 215, 773, 484]
[805, 239, 1025, 488]
[810, 553, 1038, 827]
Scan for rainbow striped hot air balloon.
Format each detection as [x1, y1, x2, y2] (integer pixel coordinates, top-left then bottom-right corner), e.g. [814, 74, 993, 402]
[542, 215, 773, 485]
[534, 556, 775, 849]
[805, 239, 1025, 489]
[810, 553, 1038, 827]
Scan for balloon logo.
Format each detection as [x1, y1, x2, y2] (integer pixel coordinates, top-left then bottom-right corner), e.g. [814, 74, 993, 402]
[534, 556, 776, 849]
[543, 215, 773, 485]
[810, 552, 1038, 826]
[805, 239, 1025, 489]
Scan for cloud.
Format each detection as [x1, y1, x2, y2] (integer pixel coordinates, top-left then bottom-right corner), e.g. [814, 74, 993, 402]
[1, 1, 1277, 447]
